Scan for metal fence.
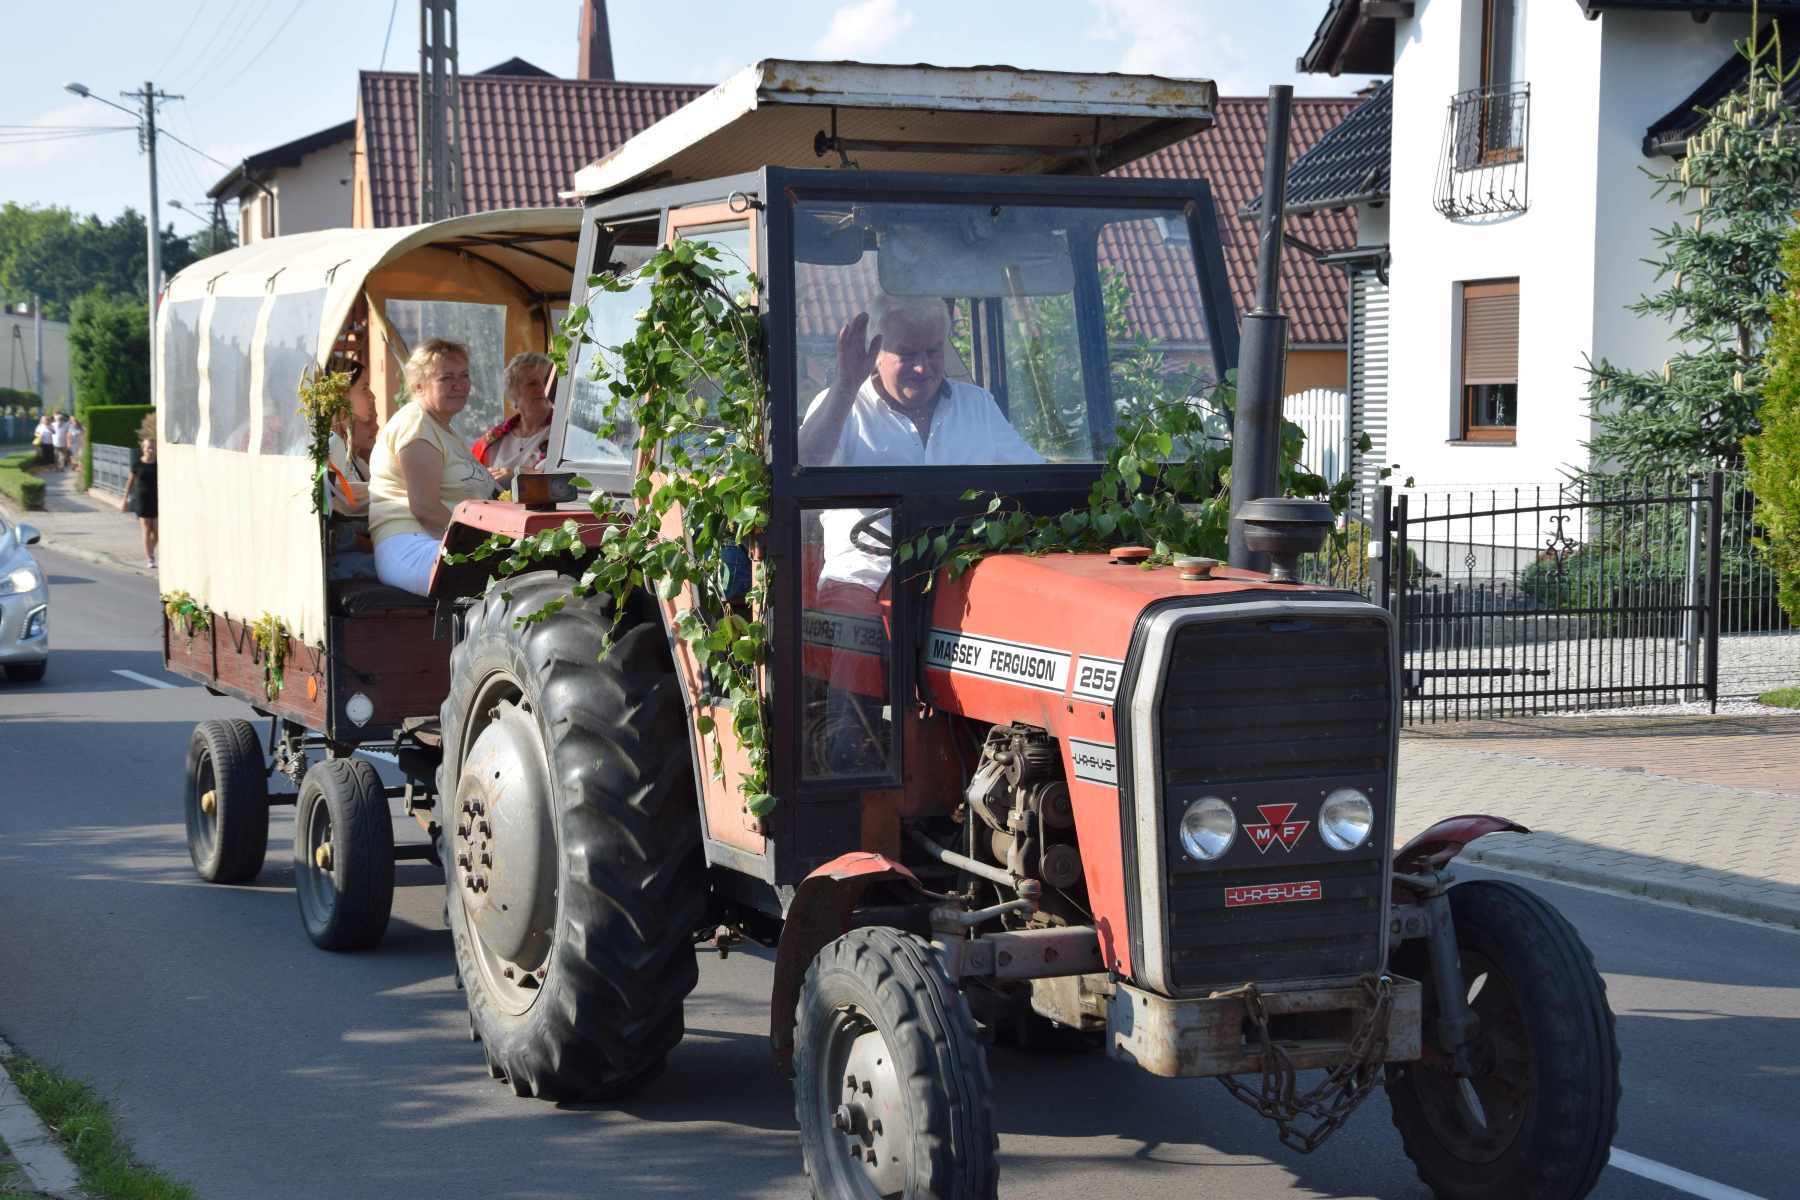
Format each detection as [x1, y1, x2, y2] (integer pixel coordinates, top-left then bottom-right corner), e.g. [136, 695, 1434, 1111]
[91, 443, 133, 496]
[1302, 471, 1796, 722]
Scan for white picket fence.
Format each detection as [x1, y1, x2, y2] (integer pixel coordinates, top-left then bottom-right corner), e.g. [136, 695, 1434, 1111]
[1283, 388, 1348, 485]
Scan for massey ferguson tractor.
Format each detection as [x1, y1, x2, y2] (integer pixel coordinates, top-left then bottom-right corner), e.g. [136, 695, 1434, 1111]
[163, 62, 1618, 1199]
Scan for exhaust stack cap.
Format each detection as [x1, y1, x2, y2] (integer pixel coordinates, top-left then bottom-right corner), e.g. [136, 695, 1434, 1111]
[1233, 498, 1332, 584]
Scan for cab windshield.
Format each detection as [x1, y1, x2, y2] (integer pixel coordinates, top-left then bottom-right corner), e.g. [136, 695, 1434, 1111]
[793, 199, 1220, 469]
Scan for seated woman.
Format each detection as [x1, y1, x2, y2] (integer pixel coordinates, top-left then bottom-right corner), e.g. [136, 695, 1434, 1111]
[367, 338, 498, 596]
[326, 361, 377, 515]
[472, 351, 555, 488]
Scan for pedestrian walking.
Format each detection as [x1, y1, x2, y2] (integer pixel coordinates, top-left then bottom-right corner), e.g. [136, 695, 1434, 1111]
[124, 437, 159, 569]
[66, 417, 84, 473]
[50, 413, 71, 470]
[32, 412, 54, 467]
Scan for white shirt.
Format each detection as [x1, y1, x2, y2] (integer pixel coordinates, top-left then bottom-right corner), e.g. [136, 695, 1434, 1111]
[807, 378, 1043, 590]
[485, 424, 551, 474]
[50, 421, 70, 449]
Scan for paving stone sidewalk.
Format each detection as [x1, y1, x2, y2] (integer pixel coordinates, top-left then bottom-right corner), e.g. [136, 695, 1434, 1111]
[0, 460, 146, 578]
[1397, 713, 1800, 927]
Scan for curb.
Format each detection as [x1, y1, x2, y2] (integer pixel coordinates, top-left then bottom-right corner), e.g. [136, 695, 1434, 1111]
[0, 1037, 82, 1199]
[1461, 844, 1800, 931]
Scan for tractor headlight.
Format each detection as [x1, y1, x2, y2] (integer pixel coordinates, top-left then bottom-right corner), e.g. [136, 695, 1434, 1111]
[1178, 796, 1236, 861]
[1319, 787, 1374, 851]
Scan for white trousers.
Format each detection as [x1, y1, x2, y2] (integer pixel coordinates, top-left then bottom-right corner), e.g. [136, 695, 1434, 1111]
[374, 532, 441, 596]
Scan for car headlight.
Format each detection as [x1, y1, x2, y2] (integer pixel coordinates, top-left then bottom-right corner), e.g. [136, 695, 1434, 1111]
[1179, 796, 1237, 861]
[1, 565, 39, 595]
[1319, 787, 1374, 851]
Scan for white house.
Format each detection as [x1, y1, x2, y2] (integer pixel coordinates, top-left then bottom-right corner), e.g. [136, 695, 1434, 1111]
[207, 120, 356, 245]
[1294, 0, 1783, 503]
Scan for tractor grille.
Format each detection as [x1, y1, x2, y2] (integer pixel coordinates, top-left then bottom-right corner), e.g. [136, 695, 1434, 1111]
[1154, 609, 1394, 994]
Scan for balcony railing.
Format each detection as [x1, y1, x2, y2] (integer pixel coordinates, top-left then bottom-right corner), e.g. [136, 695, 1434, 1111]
[1434, 83, 1530, 219]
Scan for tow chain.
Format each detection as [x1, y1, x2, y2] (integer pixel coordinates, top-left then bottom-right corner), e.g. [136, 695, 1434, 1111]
[1216, 973, 1394, 1154]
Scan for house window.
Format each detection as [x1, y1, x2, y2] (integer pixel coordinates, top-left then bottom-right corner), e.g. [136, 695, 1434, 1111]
[1460, 279, 1517, 443]
[1477, 0, 1525, 161]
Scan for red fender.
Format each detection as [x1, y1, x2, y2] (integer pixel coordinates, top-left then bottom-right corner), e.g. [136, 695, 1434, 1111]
[1393, 814, 1530, 876]
[769, 852, 927, 1073]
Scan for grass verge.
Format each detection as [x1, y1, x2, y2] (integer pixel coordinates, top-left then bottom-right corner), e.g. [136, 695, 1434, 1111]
[1759, 686, 1800, 708]
[0, 1050, 194, 1200]
[0, 452, 45, 512]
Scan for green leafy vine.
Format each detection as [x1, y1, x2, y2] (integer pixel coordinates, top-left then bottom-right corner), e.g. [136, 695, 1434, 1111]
[458, 241, 776, 815]
[161, 590, 211, 637]
[250, 612, 289, 700]
[298, 365, 353, 515]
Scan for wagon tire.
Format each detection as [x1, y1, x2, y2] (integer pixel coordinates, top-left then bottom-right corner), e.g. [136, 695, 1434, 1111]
[794, 926, 998, 1200]
[1386, 880, 1620, 1200]
[184, 718, 269, 883]
[440, 570, 703, 1102]
[294, 757, 395, 951]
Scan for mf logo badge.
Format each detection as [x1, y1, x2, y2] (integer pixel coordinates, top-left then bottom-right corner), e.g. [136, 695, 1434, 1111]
[1243, 803, 1310, 854]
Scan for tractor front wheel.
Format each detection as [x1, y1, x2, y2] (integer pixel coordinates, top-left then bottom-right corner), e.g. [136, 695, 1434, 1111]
[794, 926, 998, 1200]
[1387, 880, 1620, 1200]
[440, 571, 704, 1101]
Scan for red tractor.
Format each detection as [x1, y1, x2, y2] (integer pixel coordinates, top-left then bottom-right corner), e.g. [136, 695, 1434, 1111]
[168, 62, 1618, 1200]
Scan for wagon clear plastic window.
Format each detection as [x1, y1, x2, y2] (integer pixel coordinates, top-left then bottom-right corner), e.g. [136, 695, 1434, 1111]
[160, 299, 203, 445]
[258, 289, 327, 456]
[384, 299, 507, 440]
[793, 200, 1218, 468]
[205, 297, 261, 452]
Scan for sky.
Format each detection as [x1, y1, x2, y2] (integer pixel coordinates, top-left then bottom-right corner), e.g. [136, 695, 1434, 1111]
[0, 0, 1360, 227]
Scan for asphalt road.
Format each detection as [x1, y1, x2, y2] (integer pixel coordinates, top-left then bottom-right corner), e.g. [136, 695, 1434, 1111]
[1, 547, 1794, 1200]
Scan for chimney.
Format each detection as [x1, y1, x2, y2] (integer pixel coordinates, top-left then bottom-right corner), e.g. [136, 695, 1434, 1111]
[577, 0, 615, 81]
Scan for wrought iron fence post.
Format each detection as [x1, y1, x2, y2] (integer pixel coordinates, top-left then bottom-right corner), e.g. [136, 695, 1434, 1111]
[1394, 491, 1410, 711]
[1373, 484, 1393, 611]
[1683, 475, 1703, 687]
[1705, 470, 1724, 711]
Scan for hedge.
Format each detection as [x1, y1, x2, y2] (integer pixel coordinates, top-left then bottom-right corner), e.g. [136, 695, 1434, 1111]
[0, 450, 45, 511]
[0, 387, 41, 412]
[80, 404, 154, 491]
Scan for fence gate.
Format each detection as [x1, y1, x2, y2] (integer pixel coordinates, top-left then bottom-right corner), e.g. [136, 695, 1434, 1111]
[1373, 473, 1726, 722]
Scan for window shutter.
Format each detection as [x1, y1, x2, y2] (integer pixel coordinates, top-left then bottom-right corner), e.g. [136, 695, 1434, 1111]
[1462, 280, 1518, 384]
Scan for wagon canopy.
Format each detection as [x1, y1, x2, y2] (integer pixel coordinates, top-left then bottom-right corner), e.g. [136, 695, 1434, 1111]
[571, 59, 1219, 199]
[154, 208, 581, 647]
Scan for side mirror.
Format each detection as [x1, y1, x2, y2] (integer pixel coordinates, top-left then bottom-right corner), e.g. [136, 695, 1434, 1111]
[17, 523, 40, 546]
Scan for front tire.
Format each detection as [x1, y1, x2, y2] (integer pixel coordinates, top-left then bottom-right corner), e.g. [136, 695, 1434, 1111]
[440, 571, 704, 1101]
[3, 659, 46, 682]
[1387, 880, 1620, 1200]
[794, 927, 998, 1200]
[294, 758, 395, 951]
[184, 719, 268, 883]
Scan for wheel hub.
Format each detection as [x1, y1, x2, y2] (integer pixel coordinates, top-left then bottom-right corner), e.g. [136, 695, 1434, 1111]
[454, 700, 556, 973]
[829, 1011, 906, 1195]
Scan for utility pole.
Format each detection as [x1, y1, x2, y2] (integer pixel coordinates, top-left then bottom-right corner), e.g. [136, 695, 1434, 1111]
[64, 79, 181, 383]
[418, 0, 464, 221]
[33, 294, 43, 403]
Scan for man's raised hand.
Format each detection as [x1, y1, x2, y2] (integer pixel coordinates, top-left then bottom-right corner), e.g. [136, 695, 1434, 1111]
[835, 312, 882, 391]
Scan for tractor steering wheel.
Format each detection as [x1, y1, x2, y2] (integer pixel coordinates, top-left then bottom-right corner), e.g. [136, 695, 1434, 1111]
[849, 508, 894, 558]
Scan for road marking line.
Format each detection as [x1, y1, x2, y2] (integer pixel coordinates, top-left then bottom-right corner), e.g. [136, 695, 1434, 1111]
[112, 669, 175, 689]
[1611, 1149, 1768, 1200]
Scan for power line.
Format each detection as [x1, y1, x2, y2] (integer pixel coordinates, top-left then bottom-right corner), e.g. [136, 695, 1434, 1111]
[172, 0, 265, 91]
[155, 0, 213, 79]
[379, 0, 400, 71]
[209, 0, 307, 93]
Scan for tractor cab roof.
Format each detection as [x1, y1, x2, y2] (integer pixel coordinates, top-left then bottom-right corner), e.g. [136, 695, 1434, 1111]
[570, 59, 1218, 201]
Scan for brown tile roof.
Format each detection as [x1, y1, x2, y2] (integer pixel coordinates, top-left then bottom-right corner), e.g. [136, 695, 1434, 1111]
[1112, 96, 1361, 346]
[357, 71, 706, 228]
[359, 77, 1356, 345]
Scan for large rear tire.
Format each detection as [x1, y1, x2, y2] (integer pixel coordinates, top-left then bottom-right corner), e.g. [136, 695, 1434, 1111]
[184, 719, 268, 883]
[440, 571, 704, 1101]
[794, 926, 998, 1200]
[1387, 880, 1620, 1200]
[294, 758, 395, 951]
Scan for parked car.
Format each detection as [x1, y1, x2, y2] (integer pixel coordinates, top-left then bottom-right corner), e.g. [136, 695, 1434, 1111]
[0, 514, 47, 682]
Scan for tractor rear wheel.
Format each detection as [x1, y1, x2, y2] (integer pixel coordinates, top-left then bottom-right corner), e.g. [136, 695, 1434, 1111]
[184, 718, 268, 883]
[440, 571, 704, 1101]
[1387, 880, 1620, 1200]
[794, 926, 998, 1199]
[294, 758, 395, 951]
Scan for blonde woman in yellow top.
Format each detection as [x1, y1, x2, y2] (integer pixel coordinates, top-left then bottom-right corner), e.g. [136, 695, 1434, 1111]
[368, 338, 498, 595]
